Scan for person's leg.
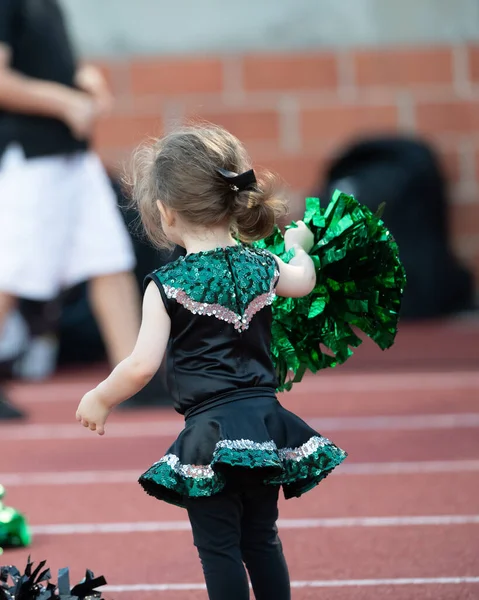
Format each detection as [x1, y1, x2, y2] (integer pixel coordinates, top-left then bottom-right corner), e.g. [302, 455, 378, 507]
[0, 292, 17, 333]
[63, 152, 140, 368]
[0, 386, 24, 419]
[0, 292, 20, 370]
[88, 271, 140, 366]
[186, 492, 249, 600]
[0, 146, 70, 420]
[12, 299, 61, 381]
[0, 292, 25, 419]
[240, 485, 291, 600]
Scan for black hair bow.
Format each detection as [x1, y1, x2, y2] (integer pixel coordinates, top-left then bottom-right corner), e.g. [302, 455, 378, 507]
[216, 168, 257, 192]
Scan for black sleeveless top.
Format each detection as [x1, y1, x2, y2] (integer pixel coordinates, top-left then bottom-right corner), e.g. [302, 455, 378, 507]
[140, 244, 347, 509]
[146, 244, 280, 415]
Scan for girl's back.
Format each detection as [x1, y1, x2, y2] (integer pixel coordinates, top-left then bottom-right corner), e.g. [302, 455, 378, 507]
[148, 244, 279, 414]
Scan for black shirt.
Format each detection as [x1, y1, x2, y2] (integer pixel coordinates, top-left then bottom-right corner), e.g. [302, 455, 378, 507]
[146, 245, 279, 416]
[0, 0, 87, 159]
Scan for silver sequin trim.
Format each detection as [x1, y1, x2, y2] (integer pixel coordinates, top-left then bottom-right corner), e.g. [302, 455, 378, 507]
[216, 439, 277, 451]
[153, 435, 332, 480]
[156, 454, 215, 479]
[278, 436, 332, 462]
[163, 268, 279, 332]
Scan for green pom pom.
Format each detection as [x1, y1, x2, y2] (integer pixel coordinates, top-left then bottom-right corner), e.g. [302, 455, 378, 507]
[0, 484, 32, 551]
[254, 191, 406, 391]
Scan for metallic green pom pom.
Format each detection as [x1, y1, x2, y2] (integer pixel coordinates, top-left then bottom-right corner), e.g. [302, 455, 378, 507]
[254, 191, 406, 391]
[0, 484, 32, 553]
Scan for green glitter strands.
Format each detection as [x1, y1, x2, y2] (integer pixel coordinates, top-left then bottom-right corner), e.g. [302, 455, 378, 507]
[0, 485, 32, 554]
[254, 191, 406, 391]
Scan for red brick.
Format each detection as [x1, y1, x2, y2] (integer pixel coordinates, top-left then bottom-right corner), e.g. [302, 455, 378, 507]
[186, 110, 280, 143]
[467, 45, 479, 82]
[416, 101, 478, 135]
[84, 59, 127, 98]
[451, 203, 479, 238]
[437, 147, 462, 183]
[252, 156, 324, 193]
[454, 239, 479, 288]
[130, 58, 223, 96]
[301, 104, 398, 142]
[96, 148, 130, 174]
[94, 114, 162, 150]
[242, 53, 338, 92]
[354, 47, 453, 87]
[475, 148, 479, 181]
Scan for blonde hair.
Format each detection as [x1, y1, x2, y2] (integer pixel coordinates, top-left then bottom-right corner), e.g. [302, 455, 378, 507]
[126, 124, 288, 248]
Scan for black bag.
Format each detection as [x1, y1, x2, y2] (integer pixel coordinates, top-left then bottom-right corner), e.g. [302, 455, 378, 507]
[321, 136, 474, 319]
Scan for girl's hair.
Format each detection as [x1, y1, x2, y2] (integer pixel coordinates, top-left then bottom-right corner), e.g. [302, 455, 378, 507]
[126, 124, 288, 248]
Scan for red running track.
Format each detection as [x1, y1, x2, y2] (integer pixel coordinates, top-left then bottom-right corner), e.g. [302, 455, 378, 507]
[1, 320, 479, 599]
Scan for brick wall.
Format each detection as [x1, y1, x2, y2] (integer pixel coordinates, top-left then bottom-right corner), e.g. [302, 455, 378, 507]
[92, 45, 479, 287]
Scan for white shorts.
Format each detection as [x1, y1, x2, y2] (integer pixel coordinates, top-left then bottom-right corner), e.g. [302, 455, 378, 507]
[0, 145, 135, 301]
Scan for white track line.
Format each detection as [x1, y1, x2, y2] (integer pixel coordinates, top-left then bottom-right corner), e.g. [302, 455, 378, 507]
[339, 459, 479, 475]
[294, 371, 479, 393]
[307, 413, 479, 431]
[0, 420, 182, 440]
[29, 515, 479, 536]
[3, 459, 479, 486]
[102, 576, 479, 592]
[3, 412, 479, 441]
[11, 371, 479, 404]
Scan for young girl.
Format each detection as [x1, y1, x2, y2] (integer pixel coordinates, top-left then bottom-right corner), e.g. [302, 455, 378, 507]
[76, 124, 347, 600]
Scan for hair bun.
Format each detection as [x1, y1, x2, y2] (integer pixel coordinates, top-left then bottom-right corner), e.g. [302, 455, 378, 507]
[231, 171, 288, 242]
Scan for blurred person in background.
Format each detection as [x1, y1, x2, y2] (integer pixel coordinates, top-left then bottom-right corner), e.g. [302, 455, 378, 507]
[0, 0, 141, 420]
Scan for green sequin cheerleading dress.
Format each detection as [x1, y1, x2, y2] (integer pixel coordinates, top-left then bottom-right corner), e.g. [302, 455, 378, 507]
[139, 245, 347, 508]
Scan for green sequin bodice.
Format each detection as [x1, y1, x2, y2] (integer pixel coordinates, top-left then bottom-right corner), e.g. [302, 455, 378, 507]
[151, 245, 279, 331]
[146, 244, 281, 414]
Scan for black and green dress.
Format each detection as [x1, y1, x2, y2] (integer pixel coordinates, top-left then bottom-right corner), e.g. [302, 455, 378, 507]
[139, 245, 347, 508]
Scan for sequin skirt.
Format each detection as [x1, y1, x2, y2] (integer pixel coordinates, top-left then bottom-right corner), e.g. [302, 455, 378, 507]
[139, 389, 347, 508]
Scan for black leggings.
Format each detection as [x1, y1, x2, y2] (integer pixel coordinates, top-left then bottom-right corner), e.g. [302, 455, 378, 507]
[186, 485, 291, 600]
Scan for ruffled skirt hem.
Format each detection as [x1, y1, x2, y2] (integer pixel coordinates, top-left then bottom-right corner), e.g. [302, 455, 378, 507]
[139, 434, 347, 509]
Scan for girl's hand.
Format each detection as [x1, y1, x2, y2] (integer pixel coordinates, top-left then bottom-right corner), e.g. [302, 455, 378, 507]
[284, 221, 314, 254]
[74, 283, 170, 434]
[76, 389, 111, 436]
[275, 222, 316, 298]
